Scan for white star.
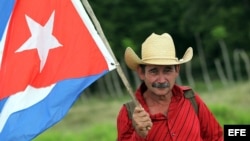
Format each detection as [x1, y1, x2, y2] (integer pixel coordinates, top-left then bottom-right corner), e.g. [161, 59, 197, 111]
[15, 11, 62, 72]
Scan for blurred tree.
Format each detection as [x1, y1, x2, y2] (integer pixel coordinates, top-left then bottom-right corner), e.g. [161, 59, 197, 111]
[87, 0, 250, 75]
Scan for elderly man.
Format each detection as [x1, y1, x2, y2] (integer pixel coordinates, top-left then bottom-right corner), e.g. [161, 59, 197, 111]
[116, 33, 223, 141]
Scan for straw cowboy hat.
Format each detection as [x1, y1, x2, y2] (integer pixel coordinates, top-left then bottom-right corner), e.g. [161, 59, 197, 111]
[124, 33, 193, 70]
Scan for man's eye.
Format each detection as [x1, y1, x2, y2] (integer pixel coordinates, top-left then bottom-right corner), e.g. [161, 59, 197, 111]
[149, 69, 158, 74]
[164, 68, 173, 72]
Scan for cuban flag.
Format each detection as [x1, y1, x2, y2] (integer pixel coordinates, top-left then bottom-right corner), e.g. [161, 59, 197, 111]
[0, 0, 116, 140]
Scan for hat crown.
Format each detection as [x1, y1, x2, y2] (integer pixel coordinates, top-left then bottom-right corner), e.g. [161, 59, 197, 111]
[141, 33, 177, 62]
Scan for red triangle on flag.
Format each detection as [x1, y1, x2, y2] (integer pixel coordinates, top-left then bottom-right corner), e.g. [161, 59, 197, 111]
[0, 0, 110, 99]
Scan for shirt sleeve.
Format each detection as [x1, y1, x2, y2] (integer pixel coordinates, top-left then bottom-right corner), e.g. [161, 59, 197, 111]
[195, 94, 224, 141]
[116, 105, 146, 141]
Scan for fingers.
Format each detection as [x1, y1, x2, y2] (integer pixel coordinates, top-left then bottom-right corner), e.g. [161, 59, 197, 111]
[133, 107, 150, 123]
[134, 110, 150, 122]
[146, 126, 151, 130]
[132, 106, 153, 138]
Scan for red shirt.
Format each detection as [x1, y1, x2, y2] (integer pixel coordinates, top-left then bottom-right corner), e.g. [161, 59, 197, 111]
[117, 83, 223, 141]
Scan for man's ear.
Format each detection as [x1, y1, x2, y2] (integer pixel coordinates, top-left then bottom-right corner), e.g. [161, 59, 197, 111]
[136, 66, 145, 80]
[176, 65, 180, 73]
[175, 65, 181, 77]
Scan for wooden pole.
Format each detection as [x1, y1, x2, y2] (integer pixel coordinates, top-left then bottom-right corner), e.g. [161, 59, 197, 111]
[81, 0, 140, 106]
[194, 32, 213, 91]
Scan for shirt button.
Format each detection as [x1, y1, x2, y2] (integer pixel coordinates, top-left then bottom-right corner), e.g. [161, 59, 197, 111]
[171, 133, 175, 136]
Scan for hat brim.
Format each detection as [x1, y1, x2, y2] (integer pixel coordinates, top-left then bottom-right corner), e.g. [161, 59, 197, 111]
[124, 47, 193, 70]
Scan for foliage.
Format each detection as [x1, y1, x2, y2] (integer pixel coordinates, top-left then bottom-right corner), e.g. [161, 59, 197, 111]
[84, 0, 250, 93]
[88, 0, 250, 60]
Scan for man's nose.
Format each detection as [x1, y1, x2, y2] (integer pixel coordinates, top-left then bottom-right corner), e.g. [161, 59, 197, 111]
[157, 73, 167, 82]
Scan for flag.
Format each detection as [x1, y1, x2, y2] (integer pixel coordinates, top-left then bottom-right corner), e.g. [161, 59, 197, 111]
[0, 0, 116, 140]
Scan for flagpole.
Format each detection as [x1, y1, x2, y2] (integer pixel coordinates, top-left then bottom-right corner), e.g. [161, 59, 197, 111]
[81, 0, 140, 107]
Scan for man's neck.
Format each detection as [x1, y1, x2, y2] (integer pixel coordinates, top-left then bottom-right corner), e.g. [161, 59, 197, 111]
[143, 90, 173, 106]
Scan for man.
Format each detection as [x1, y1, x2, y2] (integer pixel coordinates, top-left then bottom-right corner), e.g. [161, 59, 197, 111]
[116, 33, 223, 141]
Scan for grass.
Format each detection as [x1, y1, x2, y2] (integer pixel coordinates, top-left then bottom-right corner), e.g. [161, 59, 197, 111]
[34, 81, 250, 141]
[199, 81, 250, 125]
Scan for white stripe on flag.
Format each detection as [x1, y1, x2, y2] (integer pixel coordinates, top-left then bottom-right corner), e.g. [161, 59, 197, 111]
[0, 84, 55, 132]
[0, 18, 10, 69]
[71, 0, 116, 71]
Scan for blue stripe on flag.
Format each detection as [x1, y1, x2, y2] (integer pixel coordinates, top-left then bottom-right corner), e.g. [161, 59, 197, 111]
[0, 98, 7, 113]
[0, 0, 15, 41]
[0, 70, 108, 141]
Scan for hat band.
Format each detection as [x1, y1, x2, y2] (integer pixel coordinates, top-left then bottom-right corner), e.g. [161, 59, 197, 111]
[142, 57, 178, 62]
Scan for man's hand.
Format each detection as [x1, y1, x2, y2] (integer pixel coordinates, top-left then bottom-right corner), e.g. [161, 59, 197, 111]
[132, 106, 153, 138]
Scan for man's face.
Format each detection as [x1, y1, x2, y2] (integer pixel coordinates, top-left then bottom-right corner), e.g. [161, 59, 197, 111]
[137, 65, 180, 96]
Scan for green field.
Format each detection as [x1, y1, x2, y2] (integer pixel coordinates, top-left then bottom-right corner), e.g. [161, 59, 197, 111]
[34, 81, 250, 141]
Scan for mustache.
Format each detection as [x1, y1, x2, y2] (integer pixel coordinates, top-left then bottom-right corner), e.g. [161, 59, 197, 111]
[152, 82, 170, 88]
